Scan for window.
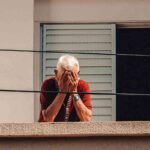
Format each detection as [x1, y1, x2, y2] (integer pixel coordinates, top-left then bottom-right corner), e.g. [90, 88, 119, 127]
[41, 24, 150, 121]
[116, 28, 150, 121]
[41, 24, 116, 121]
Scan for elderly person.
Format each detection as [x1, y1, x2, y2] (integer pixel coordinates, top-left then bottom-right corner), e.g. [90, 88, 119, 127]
[39, 55, 92, 122]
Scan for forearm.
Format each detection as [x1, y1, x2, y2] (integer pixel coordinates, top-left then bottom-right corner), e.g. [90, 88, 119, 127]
[73, 99, 92, 121]
[42, 93, 66, 122]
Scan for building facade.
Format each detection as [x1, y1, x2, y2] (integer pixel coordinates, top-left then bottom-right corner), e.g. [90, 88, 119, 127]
[0, 0, 150, 122]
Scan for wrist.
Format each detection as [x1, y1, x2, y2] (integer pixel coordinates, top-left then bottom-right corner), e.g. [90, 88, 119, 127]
[58, 88, 67, 94]
[58, 92, 67, 99]
[42, 109, 47, 121]
[72, 93, 80, 102]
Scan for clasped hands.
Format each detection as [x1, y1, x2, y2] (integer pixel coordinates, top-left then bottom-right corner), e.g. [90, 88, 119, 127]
[58, 70, 79, 93]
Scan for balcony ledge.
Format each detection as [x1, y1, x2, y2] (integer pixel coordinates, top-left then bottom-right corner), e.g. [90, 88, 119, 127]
[0, 121, 150, 138]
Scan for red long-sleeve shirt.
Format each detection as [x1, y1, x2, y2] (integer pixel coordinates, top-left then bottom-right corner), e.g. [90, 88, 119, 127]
[39, 77, 92, 122]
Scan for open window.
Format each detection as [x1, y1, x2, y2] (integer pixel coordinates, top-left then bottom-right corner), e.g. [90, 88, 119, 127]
[40, 23, 150, 121]
[116, 28, 150, 121]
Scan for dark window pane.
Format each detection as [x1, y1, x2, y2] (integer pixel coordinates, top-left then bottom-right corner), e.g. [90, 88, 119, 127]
[116, 28, 150, 121]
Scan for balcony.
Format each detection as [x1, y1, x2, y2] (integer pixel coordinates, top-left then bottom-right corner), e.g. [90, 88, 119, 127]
[0, 121, 150, 150]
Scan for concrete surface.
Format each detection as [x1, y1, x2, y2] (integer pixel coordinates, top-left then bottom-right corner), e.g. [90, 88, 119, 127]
[0, 122, 150, 137]
[0, 122, 150, 150]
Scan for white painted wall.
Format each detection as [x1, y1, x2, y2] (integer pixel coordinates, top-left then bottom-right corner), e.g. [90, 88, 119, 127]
[0, 0, 34, 123]
[35, 0, 150, 22]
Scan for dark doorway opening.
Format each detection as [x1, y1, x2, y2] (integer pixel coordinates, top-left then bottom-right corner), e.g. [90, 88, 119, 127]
[116, 28, 150, 121]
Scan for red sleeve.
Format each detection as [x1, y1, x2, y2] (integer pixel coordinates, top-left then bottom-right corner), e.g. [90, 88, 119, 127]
[38, 80, 47, 122]
[38, 77, 57, 122]
[78, 80, 92, 110]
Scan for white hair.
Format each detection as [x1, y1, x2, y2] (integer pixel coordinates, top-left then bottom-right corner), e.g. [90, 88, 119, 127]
[56, 55, 79, 70]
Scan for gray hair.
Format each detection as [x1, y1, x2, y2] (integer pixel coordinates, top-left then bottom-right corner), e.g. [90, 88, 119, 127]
[56, 55, 79, 70]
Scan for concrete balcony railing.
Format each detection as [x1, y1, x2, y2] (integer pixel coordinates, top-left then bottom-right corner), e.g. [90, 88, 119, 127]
[0, 122, 150, 150]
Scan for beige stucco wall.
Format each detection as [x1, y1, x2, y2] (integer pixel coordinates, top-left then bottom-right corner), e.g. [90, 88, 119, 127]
[35, 0, 150, 22]
[0, 0, 34, 123]
[1, 136, 150, 150]
[1, 0, 150, 123]
[33, 22, 41, 122]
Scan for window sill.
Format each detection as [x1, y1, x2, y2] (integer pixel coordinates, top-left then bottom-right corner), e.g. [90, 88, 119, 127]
[0, 121, 150, 137]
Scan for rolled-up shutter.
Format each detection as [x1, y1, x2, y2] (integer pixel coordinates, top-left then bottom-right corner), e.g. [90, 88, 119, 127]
[42, 24, 116, 121]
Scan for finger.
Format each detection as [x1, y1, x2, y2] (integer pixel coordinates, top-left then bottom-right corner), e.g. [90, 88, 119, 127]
[68, 72, 77, 84]
[72, 71, 78, 82]
[70, 77, 74, 85]
[69, 73, 74, 82]
[68, 81, 74, 92]
[71, 71, 76, 81]
[67, 75, 74, 85]
[68, 79, 74, 92]
[67, 74, 71, 81]
[71, 78, 77, 87]
[60, 70, 67, 81]
[67, 72, 74, 84]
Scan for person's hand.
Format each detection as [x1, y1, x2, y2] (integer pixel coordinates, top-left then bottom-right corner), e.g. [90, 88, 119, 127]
[67, 71, 79, 92]
[58, 71, 70, 92]
[58, 70, 79, 93]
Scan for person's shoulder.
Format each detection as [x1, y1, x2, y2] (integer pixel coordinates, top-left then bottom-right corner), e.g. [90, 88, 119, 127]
[78, 79, 88, 86]
[78, 79, 90, 91]
[42, 76, 55, 84]
[42, 76, 56, 88]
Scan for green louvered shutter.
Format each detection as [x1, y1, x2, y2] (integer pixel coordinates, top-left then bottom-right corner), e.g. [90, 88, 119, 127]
[42, 24, 116, 121]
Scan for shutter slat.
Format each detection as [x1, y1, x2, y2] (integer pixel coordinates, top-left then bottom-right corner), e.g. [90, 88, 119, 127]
[93, 108, 112, 115]
[92, 115, 112, 121]
[92, 99, 112, 107]
[45, 52, 112, 59]
[46, 43, 111, 51]
[80, 75, 112, 82]
[89, 83, 112, 91]
[45, 24, 112, 30]
[46, 29, 111, 35]
[46, 35, 111, 43]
